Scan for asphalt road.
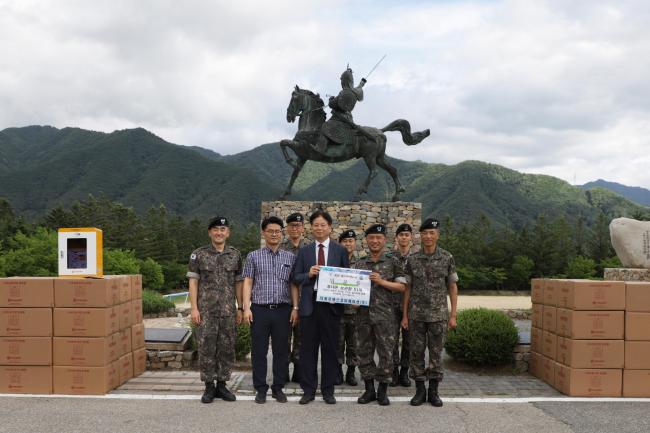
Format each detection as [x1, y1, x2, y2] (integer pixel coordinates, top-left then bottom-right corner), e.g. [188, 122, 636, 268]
[1, 397, 649, 433]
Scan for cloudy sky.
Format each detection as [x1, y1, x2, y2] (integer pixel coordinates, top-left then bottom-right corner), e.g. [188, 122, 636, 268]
[1, 0, 649, 187]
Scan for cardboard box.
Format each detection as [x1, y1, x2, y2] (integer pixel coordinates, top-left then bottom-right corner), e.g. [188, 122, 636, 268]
[556, 337, 624, 369]
[555, 364, 622, 396]
[53, 366, 116, 395]
[132, 348, 146, 377]
[625, 312, 650, 340]
[531, 278, 545, 304]
[543, 306, 557, 333]
[529, 351, 542, 379]
[118, 329, 132, 357]
[130, 275, 142, 300]
[540, 355, 556, 386]
[114, 275, 132, 304]
[543, 279, 559, 306]
[132, 299, 143, 325]
[0, 277, 54, 307]
[625, 282, 650, 312]
[625, 341, 650, 369]
[53, 307, 118, 337]
[54, 277, 119, 308]
[53, 336, 115, 366]
[532, 304, 543, 329]
[108, 360, 119, 391]
[0, 366, 52, 394]
[108, 333, 119, 362]
[119, 301, 132, 330]
[131, 323, 144, 350]
[118, 353, 133, 385]
[542, 330, 557, 360]
[623, 370, 650, 397]
[557, 280, 625, 310]
[0, 308, 52, 336]
[556, 309, 624, 339]
[0, 337, 52, 365]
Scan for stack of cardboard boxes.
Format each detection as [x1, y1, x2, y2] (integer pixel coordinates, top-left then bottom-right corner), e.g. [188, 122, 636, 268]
[0, 275, 144, 395]
[531, 279, 650, 397]
[623, 282, 650, 397]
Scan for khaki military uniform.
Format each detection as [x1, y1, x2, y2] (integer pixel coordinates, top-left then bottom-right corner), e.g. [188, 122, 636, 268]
[187, 245, 243, 382]
[406, 247, 458, 381]
[278, 238, 307, 365]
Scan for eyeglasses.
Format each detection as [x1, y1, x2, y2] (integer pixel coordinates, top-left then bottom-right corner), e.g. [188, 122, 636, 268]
[264, 229, 282, 235]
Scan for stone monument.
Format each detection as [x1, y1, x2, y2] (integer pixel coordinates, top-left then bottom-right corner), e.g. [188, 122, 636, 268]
[605, 217, 650, 281]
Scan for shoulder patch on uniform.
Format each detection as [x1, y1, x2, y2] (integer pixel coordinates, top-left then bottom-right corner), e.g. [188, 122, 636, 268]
[190, 253, 197, 260]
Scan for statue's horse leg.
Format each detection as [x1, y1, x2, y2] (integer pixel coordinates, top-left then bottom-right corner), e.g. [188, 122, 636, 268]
[354, 153, 378, 202]
[280, 157, 305, 200]
[376, 154, 404, 202]
[280, 139, 299, 170]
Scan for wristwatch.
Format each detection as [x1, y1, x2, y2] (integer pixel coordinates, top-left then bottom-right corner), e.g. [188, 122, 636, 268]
[293, 306, 299, 311]
[237, 307, 244, 311]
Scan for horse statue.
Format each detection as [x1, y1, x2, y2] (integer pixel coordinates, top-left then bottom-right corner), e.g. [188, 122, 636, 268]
[279, 86, 430, 202]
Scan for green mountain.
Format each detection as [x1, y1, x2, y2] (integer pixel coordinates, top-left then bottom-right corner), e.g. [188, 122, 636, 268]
[581, 179, 650, 207]
[0, 125, 646, 228]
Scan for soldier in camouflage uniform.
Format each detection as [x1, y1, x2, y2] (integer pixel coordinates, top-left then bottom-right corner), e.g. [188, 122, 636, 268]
[402, 218, 458, 407]
[187, 216, 243, 404]
[337, 230, 359, 386]
[278, 212, 308, 383]
[390, 223, 414, 387]
[353, 224, 407, 406]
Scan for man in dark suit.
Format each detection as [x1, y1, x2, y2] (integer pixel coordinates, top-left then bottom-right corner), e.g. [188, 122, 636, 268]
[291, 209, 350, 405]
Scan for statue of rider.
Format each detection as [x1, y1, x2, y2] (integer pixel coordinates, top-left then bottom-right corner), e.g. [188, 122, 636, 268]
[315, 66, 367, 153]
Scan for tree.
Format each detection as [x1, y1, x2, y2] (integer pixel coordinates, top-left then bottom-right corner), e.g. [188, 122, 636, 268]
[565, 256, 596, 279]
[139, 257, 164, 291]
[591, 212, 614, 269]
[509, 255, 534, 291]
[0, 228, 57, 277]
[104, 249, 140, 275]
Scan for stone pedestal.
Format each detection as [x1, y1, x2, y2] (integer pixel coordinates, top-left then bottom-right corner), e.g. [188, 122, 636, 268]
[261, 201, 422, 250]
[604, 268, 650, 282]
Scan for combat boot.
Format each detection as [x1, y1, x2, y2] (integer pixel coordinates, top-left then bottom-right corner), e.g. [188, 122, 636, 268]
[377, 382, 390, 406]
[389, 366, 399, 387]
[215, 381, 236, 401]
[345, 366, 358, 386]
[428, 379, 443, 407]
[410, 380, 426, 406]
[398, 366, 411, 387]
[335, 364, 344, 385]
[201, 381, 216, 404]
[357, 379, 376, 404]
[291, 363, 301, 383]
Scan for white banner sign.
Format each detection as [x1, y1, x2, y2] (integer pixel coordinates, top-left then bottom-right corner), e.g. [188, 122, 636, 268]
[316, 266, 372, 306]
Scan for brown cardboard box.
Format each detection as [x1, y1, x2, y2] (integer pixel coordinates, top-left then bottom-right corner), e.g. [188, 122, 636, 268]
[118, 329, 132, 357]
[554, 364, 622, 396]
[625, 312, 650, 340]
[540, 355, 555, 386]
[542, 331, 557, 360]
[531, 327, 542, 354]
[54, 277, 119, 308]
[119, 301, 132, 330]
[132, 347, 146, 377]
[131, 323, 144, 350]
[557, 280, 625, 310]
[556, 337, 624, 368]
[0, 337, 52, 365]
[118, 353, 133, 385]
[130, 275, 142, 300]
[531, 278, 545, 304]
[53, 366, 116, 395]
[0, 277, 54, 307]
[111, 275, 132, 304]
[625, 341, 650, 369]
[108, 333, 120, 362]
[132, 299, 143, 325]
[529, 351, 542, 379]
[532, 304, 543, 329]
[53, 336, 114, 366]
[543, 306, 557, 333]
[556, 309, 624, 339]
[623, 370, 650, 397]
[0, 366, 52, 394]
[543, 279, 559, 306]
[108, 360, 119, 391]
[625, 282, 650, 312]
[0, 308, 52, 336]
[53, 307, 118, 337]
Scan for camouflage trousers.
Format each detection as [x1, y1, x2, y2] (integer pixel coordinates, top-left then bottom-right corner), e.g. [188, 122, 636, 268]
[288, 324, 301, 364]
[197, 314, 236, 382]
[408, 320, 447, 382]
[392, 305, 410, 368]
[355, 312, 397, 383]
[337, 314, 357, 366]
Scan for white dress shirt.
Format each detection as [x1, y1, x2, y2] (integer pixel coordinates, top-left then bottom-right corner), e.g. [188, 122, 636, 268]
[314, 238, 330, 266]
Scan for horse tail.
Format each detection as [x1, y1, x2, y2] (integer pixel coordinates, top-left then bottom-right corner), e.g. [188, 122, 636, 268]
[381, 119, 430, 146]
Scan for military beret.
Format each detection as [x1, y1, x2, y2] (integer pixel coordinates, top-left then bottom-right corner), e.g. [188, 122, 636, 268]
[396, 223, 412, 235]
[419, 218, 440, 231]
[338, 230, 357, 242]
[286, 213, 305, 224]
[365, 224, 387, 236]
[208, 216, 229, 229]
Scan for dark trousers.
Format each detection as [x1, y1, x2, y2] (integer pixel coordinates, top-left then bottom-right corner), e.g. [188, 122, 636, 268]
[250, 304, 291, 393]
[299, 301, 341, 397]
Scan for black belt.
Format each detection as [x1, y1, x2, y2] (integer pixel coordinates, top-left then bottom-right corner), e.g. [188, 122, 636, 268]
[253, 303, 289, 309]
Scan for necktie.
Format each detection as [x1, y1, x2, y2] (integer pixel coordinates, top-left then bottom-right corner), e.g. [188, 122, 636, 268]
[318, 243, 325, 266]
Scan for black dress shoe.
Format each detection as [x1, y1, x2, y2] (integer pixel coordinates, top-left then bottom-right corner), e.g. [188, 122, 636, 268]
[255, 390, 267, 404]
[323, 394, 337, 405]
[272, 388, 287, 403]
[299, 393, 315, 405]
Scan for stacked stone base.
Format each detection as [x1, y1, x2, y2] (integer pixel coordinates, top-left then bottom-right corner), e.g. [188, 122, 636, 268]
[513, 344, 531, 372]
[604, 268, 650, 281]
[147, 349, 197, 370]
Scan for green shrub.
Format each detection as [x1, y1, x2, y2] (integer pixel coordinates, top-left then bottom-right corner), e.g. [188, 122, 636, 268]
[104, 249, 140, 275]
[139, 257, 164, 290]
[141, 289, 174, 315]
[445, 308, 519, 366]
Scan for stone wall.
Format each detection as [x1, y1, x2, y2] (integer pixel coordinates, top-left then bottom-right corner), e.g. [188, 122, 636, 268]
[604, 268, 650, 281]
[261, 201, 422, 250]
[146, 349, 196, 370]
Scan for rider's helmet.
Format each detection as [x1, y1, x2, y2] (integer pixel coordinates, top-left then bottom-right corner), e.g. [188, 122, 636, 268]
[340, 67, 354, 89]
